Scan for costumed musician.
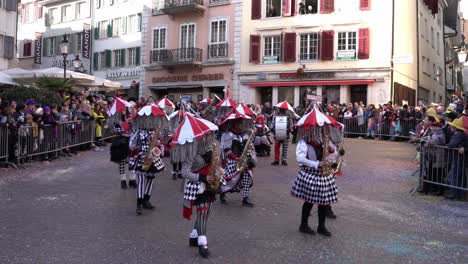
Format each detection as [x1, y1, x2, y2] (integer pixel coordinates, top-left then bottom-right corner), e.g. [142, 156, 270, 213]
[271, 108, 292, 166]
[253, 115, 272, 156]
[110, 122, 137, 189]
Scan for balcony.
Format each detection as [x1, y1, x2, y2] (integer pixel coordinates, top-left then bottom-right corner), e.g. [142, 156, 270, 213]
[160, 0, 206, 16]
[151, 48, 203, 67]
[207, 43, 228, 59]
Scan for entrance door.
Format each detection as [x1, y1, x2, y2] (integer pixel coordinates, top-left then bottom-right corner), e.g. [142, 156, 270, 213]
[323, 85, 340, 104]
[259, 87, 272, 105]
[350, 85, 367, 105]
[209, 86, 224, 100]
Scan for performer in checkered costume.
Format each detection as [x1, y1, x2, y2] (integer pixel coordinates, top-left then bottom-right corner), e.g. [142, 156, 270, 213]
[110, 123, 136, 189]
[220, 118, 255, 207]
[129, 129, 164, 215]
[271, 108, 292, 166]
[291, 139, 338, 237]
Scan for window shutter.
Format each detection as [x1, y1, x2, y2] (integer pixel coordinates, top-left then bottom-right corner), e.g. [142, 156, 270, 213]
[283, 0, 291, 16]
[94, 24, 100, 39]
[43, 38, 48, 56]
[137, 13, 142, 32]
[122, 16, 128, 34]
[38, 4, 43, 19]
[358, 28, 369, 59]
[110, 0, 115, 6]
[320, 0, 334, 14]
[283, 33, 296, 63]
[3, 36, 14, 59]
[120, 49, 126, 66]
[97, 0, 101, 9]
[135, 47, 141, 65]
[21, 4, 26, 23]
[107, 21, 113, 37]
[321, 30, 334, 61]
[291, 0, 297, 16]
[93, 52, 99, 70]
[249, 35, 261, 64]
[105, 50, 111, 67]
[360, 0, 371, 10]
[6, 0, 17, 12]
[55, 36, 61, 55]
[251, 0, 261, 20]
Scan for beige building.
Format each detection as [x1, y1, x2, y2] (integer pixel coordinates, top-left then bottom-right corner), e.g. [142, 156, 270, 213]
[236, 0, 448, 107]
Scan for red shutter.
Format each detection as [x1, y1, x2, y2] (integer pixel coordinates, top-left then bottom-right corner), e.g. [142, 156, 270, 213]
[431, 0, 439, 15]
[283, 0, 291, 16]
[38, 5, 43, 19]
[320, 0, 334, 14]
[291, 0, 297, 16]
[251, 0, 261, 20]
[283, 33, 296, 63]
[250, 35, 261, 64]
[358, 28, 370, 59]
[360, 0, 371, 10]
[321, 30, 334, 61]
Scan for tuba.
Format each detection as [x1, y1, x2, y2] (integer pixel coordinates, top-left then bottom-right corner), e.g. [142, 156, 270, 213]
[142, 128, 161, 171]
[206, 141, 225, 192]
[236, 129, 255, 173]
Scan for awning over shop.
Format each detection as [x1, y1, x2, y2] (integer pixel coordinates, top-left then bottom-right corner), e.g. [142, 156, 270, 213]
[247, 79, 375, 87]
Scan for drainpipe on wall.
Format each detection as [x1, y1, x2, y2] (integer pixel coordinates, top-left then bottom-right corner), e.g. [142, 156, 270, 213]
[390, 0, 395, 104]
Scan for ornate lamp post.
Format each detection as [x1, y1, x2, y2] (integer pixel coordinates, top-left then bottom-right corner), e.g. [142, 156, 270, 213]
[73, 55, 85, 73]
[59, 36, 69, 79]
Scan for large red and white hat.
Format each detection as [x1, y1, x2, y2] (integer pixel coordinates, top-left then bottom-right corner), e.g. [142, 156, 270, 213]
[216, 96, 237, 108]
[171, 114, 218, 145]
[169, 110, 194, 119]
[220, 109, 252, 125]
[109, 97, 133, 116]
[274, 101, 295, 112]
[235, 103, 256, 116]
[156, 97, 175, 109]
[138, 104, 166, 117]
[297, 106, 340, 128]
[200, 98, 212, 104]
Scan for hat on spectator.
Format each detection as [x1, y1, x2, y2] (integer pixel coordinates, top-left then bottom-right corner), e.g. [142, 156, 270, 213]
[35, 107, 44, 115]
[25, 99, 36, 106]
[444, 111, 458, 121]
[426, 108, 440, 122]
[447, 118, 464, 131]
[44, 106, 51, 112]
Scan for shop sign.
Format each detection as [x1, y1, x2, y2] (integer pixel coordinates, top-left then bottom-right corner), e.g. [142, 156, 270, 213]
[34, 33, 42, 64]
[337, 50, 356, 61]
[52, 59, 74, 68]
[257, 72, 268, 80]
[181, 95, 192, 102]
[279, 72, 335, 79]
[192, 73, 224, 81]
[106, 69, 140, 80]
[306, 94, 322, 102]
[82, 24, 91, 59]
[152, 75, 189, 83]
[152, 73, 224, 83]
[263, 56, 279, 64]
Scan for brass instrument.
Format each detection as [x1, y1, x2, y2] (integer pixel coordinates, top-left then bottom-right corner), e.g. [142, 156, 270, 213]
[321, 130, 344, 176]
[332, 144, 345, 175]
[142, 128, 161, 171]
[236, 129, 255, 173]
[206, 141, 226, 192]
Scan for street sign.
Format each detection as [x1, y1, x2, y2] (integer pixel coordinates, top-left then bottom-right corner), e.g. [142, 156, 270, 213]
[337, 50, 356, 60]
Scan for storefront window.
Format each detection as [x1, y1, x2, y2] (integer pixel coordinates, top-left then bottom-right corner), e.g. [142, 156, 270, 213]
[259, 87, 272, 105]
[323, 85, 340, 104]
[299, 86, 317, 107]
[350, 85, 367, 105]
[278, 87, 295, 106]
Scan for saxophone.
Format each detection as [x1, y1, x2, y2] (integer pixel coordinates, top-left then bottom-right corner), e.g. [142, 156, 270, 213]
[206, 141, 226, 192]
[142, 128, 160, 171]
[236, 129, 255, 173]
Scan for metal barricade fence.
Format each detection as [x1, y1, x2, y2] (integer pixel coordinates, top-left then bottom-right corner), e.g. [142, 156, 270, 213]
[419, 143, 467, 195]
[335, 117, 420, 139]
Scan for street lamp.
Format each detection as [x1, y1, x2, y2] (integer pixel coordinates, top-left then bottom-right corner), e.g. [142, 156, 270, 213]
[59, 36, 69, 79]
[73, 55, 85, 73]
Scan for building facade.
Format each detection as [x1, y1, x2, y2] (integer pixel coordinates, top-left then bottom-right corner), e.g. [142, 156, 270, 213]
[141, 0, 237, 103]
[237, 0, 448, 107]
[93, 0, 148, 98]
[16, 0, 92, 72]
[0, 0, 18, 71]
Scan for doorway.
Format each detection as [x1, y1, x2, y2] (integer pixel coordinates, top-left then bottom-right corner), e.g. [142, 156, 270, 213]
[350, 85, 367, 105]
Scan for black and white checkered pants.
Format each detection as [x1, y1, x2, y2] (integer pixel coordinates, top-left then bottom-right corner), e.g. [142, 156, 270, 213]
[137, 173, 154, 199]
[118, 160, 135, 181]
[242, 172, 252, 198]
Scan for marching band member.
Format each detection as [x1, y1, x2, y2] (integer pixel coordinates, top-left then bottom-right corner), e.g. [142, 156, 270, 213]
[110, 123, 136, 189]
[253, 115, 272, 156]
[271, 108, 292, 166]
[129, 128, 164, 215]
[219, 113, 256, 207]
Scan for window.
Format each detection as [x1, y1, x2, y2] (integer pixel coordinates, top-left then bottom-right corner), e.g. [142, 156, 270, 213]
[419, 13, 424, 39]
[336, 0, 358, 12]
[127, 14, 142, 33]
[76, 2, 87, 19]
[433, 64, 436, 80]
[61, 5, 72, 22]
[209, 19, 227, 58]
[23, 42, 32, 57]
[436, 32, 440, 54]
[24, 3, 35, 23]
[0, 35, 3, 58]
[421, 56, 425, 73]
[76, 33, 82, 53]
[128, 47, 137, 66]
[48, 8, 58, 24]
[263, 35, 281, 63]
[425, 19, 428, 42]
[427, 58, 430, 77]
[266, 0, 282, 17]
[298, 0, 318, 14]
[100, 51, 106, 68]
[431, 27, 434, 48]
[44, 37, 56, 56]
[337, 31, 357, 60]
[0, 0, 5, 9]
[300, 33, 319, 61]
[152, 27, 167, 50]
[99, 21, 108, 38]
[180, 23, 196, 48]
[114, 50, 124, 67]
[113, 18, 122, 36]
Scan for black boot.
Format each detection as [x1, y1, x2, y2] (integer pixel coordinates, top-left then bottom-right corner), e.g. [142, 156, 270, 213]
[242, 197, 254, 207]
[220, 193, 227, 204]
[120, 180, 128, 189]
[271, 161, 280, 166]
[326, 205, 337, 219]
[177, 171, 183, 179]
[143, 194, 155, 210]
[189, 238, 198, 247]
[136, 198, 143, 215]
[317, 205, 331, 237]
[198, 245, 210, 258]
[299, 202, 315, 235]
[172, 171, 177, 180]
[128, 180, 137, 189]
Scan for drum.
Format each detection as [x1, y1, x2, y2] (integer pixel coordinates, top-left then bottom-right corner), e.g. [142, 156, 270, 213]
[274, 116, 288, 140]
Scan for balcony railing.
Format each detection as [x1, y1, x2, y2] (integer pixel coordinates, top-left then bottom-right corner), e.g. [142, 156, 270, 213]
[207, 43, 228, 59]
[161, 0, 206, 16]
[151, 48, 203, 66]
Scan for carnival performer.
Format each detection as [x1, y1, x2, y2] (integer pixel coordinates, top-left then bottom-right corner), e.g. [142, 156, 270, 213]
[110, 123, 136, 189]
[171, 113, 220, 258]
[129, 128, 164, 215]
[271, 108, 292, 166]
[253, 115, 272, 156]
[219, 112, 256, 207]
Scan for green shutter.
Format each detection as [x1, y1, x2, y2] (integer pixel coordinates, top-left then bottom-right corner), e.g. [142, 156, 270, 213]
[93, 52, 99, 70]
[120, 49, 126, 66]
[137, 13, 142, 32]
[107, 21, 113, 37]
[135, 47, 140, 65]
[110, 0, 114, 6]
[94, 24, 100, 39]
[105, 50, 111, 67]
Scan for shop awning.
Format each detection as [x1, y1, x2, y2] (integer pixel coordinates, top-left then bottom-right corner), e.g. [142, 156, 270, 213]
[247, 79, 375, 87]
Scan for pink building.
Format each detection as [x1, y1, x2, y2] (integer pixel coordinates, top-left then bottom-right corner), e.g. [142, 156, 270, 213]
[143, 0, 236, 103]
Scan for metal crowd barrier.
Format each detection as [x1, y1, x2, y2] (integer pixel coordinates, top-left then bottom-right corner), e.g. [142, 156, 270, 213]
[335, 117, 419, 139]
[419, 143, 467, 196]
[0, 125, 17, 168]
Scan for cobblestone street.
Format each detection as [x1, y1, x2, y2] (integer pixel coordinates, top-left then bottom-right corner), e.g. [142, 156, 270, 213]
[0, 139, 467, 264]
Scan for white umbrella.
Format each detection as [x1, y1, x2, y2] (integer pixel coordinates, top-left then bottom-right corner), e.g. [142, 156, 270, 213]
[2, 68, 35, 79]
[0, 72, 17, 85]
[33, 67, 95, 81]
